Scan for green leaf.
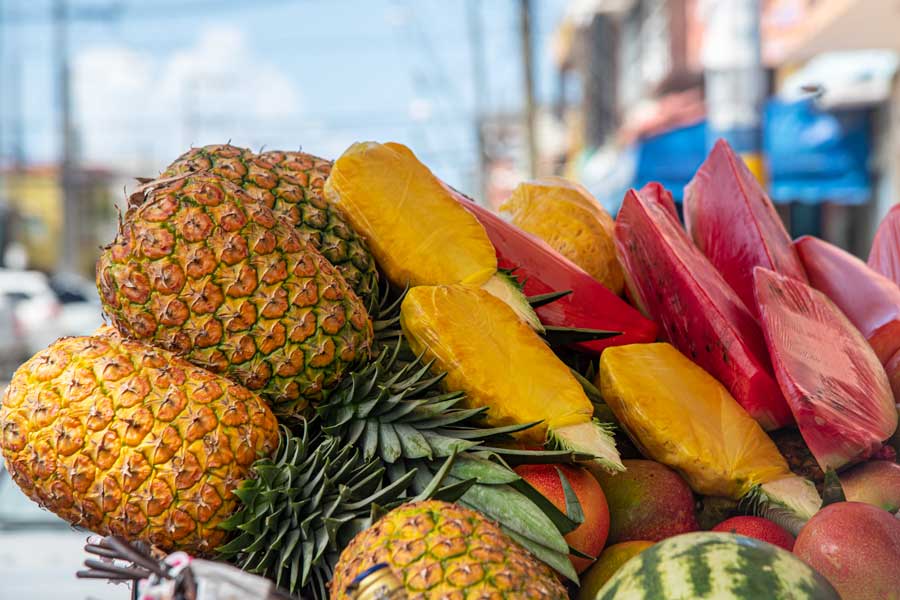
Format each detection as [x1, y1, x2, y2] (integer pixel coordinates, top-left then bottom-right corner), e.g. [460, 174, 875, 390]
[556, 467, 585, 526]
[543, 326, 620, 345]
[432, 477, 477, 503]
[420, 430, 479, 456]
[527, 289, 572, 308]
[449, 455, 520, 485]
[503, 529, 579, 583]
[822, 468, 847, 506]
[362, 421, 379, 461]
[393, 423, 433, 460]
[459, 483, 569, 555]
[413, 450, 459, 502]
[378, 423, 402, 463]
[509, 478, 581, 535]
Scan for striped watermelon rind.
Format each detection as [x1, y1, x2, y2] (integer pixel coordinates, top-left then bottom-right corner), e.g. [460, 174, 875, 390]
[595, 532, 839, 600]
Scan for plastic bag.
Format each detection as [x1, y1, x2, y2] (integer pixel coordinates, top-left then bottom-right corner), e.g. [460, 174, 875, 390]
[684, 139, 808, 317]
[400, 284, 623, 473]
[598, 342, 791, 499]
[755, 267, 898, 471]
[324, 141, 496, 288]
[869, 204, 900, 287]
[615, 184, 792, 430]
[499, 177, 624, 295]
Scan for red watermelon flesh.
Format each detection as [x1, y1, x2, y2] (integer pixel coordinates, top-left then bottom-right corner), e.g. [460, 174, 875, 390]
[458, 195, 659, 354]
[614, 186, 792, 430]
[640, 181, 679, 221]
[887, 349, 900, 403]
[869, 204, 900, 287]
[754, 267, 898, 471]
[795, 235, 900, 369]
[685, 139, 807, 317]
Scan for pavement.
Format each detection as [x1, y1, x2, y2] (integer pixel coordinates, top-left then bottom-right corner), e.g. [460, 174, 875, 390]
[0, 528, 127, 600]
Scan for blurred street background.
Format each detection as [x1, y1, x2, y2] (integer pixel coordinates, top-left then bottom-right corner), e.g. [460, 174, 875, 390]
[0, 0, 899, 598]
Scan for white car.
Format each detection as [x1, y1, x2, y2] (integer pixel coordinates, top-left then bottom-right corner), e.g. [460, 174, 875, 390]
[0, 468, 126, 599]
[0, 270, 103, 356]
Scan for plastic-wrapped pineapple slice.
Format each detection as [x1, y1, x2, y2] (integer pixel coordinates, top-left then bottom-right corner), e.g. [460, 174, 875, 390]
[598, 342, 821, 534]
[325, 141, 541, 329]
[400, 283, 623, 474]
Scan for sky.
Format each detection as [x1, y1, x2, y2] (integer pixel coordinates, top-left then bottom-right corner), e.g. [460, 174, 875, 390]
[0, 0, 568, 192]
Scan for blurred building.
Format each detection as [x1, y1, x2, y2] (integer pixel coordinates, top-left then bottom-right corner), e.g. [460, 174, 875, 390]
[552, 0, 900, 256]
[0, 166, 119, 276]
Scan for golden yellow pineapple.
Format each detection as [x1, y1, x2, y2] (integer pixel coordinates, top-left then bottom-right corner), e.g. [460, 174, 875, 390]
[500, 177, 624, 295]
[162, 144, 379, 301]
[330, 500, 568, 599]
[96, 172, 373, 414]
[0, 328, 279, 554]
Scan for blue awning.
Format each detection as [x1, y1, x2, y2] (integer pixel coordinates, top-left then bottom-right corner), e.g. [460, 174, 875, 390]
[765, 99, 871, 205]
[586, 99, 872, 213]
[633, 121, 706, 202]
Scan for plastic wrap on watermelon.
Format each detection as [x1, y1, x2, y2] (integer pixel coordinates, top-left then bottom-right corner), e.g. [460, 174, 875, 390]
[795, 235, 900, 369]
[754, 267, 898, 471]
[615, 185, 792, 430]
[641, 181, 679, 221]
[599, 342, 821, 533]
[684, 139, 808, 317]
[459, 196, 659, 354]
[869, 204, 900, 287]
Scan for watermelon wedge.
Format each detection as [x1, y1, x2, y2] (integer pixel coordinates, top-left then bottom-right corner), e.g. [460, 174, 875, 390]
[754, 267, 898, 471]
[869, 204, 900, 287]
[458, 194, 659, 354]
[641, 181, 679, 221]
[684, 139, 807, 317]
[795, 235, 900, 365]
[615, 186, 792, 430]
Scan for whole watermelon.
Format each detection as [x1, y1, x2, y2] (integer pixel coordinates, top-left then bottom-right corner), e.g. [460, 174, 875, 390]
[595, 532, 838, 599]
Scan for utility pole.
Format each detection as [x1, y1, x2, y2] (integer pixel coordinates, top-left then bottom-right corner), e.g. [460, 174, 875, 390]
[519, 0, 538, 178]
[0, 0, 4, 176]
[701, 0, 765, 182]
[55, 0, 79, 276]
[466, 0, 488, 204]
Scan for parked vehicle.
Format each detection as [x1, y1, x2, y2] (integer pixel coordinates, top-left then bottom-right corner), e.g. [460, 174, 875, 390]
[0, 466, 122, 599]
[0, 269, 103, 356]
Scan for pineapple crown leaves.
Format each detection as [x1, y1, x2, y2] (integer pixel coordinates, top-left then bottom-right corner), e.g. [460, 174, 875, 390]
[216, 422, 416, 597]
[216, 422, 476, 599]
[741, 483, 810, 536]
[318, 342, 541, 464]
[821, 469, 847, 506]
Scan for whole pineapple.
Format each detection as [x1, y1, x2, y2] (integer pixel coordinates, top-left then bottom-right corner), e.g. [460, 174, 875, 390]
[0, 328, 445, 598]
[330, 500, 568, 599]
[0, 327, 279, 554]
[96, 172, 373, 413]
[162, 144, 378, 302]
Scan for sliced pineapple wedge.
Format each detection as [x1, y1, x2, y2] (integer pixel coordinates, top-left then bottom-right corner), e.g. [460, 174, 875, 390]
[400, 283, 624, 474]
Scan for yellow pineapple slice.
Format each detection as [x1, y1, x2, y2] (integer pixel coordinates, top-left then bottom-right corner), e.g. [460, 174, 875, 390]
[325, 142, 497, 288]
[500, 177, 624, 295]
[599, 342, 821, 533]
[401, 284, 623, 473]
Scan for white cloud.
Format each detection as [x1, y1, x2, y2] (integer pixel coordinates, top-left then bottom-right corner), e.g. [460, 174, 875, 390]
[73, 24, 302, 172]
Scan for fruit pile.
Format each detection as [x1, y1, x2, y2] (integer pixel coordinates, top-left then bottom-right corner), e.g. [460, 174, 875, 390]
[1, 139, 899, 599]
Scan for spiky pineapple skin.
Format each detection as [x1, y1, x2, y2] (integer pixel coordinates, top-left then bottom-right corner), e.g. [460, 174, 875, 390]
[0, 329, 279, 554]
[96, 172, 373, 413]
[163, 144, 378, 301]
[330, 500, 567, 600]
